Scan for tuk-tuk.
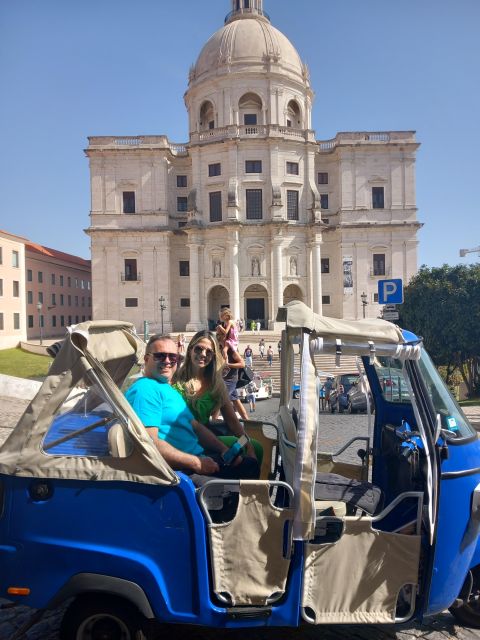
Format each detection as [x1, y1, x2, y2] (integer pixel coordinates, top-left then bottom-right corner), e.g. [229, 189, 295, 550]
[1, 300, 480, 639]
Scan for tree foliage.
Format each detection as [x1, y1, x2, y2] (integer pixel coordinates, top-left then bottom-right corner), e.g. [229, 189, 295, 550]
[399, 264, 480, 397]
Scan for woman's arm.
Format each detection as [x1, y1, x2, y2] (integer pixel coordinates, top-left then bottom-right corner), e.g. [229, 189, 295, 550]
[227, 349, 245, 369]
[191, 420, 228, 455]
[219, 401, 257, 460]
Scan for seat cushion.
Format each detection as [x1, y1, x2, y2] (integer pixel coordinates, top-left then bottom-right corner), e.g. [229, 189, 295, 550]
[315, 472, 383, 516]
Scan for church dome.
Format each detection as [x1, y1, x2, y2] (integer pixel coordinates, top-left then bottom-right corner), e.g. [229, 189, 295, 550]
[190, 12, 308, 86]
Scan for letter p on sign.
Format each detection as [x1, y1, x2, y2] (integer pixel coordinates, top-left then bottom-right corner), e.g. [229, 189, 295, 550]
[378, 279, 403, 304]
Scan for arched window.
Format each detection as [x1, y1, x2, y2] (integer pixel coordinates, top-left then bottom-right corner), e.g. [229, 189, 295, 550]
[200, 101, 215, 131]
[239, 92, 263, 126]
[286, 100, 301, 128]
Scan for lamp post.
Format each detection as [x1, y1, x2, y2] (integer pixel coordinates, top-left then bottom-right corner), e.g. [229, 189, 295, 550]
[360, 291, 368, 319]
[159, 296, 167, 334]
[36, 301, 43, 345]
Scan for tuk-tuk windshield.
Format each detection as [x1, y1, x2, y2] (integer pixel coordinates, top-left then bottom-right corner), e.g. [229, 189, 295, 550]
[416, 349, 476, 440]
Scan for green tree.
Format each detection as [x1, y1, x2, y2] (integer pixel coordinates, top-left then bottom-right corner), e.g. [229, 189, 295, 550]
[399, 264, 480, 397]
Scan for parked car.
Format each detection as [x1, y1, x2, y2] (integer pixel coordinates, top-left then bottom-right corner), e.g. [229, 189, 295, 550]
[2, 304, 480, 637]
[329, 373, 360, 413]
[346, 375, 373, 413]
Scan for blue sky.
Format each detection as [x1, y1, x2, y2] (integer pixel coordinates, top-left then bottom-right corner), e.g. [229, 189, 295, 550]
[0, 0, 479, 267]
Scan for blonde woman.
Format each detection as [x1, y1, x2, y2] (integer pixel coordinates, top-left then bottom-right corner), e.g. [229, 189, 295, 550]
[173, 330, 262, 464]
[216, 308, 239, 359]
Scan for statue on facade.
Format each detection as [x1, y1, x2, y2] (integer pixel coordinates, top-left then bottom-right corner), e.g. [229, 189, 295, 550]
[290, 256, 298, 276]
[213, 259, 221, 278]
[251, 257, 260, 277]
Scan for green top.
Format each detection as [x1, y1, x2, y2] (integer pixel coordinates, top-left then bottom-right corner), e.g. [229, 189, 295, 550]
[172, 382, 217, 425]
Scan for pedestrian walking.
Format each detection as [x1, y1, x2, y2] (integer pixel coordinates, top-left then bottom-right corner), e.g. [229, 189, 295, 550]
[267, 345, 274, 367]
[244, 344, 253, 368]
[259, 338, 265, 359]
[277, 340, 282, 358]
[246, 380, 257, 413]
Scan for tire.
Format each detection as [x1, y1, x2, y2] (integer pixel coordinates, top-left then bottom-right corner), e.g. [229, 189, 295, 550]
[60, 595, 144, 640]
[347, 402, 356, 414]
[450, 568, 480, 628]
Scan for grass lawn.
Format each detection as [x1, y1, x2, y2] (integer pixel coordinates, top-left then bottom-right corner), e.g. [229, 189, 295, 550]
[460, 398, 480, 407]
[0, 348, 51, 380]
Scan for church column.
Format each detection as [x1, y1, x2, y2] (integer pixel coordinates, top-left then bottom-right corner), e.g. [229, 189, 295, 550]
[272, 238, 283, 318]
[186, 237, 203, 331]
[311, 237, 323, 315]
[228, 230, 240, 320]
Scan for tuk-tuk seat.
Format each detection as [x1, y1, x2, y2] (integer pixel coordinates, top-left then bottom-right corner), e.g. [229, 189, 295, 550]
[277, 406, 382, 516]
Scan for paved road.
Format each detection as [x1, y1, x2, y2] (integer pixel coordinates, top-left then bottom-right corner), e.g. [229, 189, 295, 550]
[2, 396, 480, 639]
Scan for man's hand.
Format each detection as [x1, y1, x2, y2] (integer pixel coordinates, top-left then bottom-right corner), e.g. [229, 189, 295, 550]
[195, 456, 220, 474]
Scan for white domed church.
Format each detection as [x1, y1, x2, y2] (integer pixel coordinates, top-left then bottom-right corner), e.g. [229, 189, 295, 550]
[86, 0, 420, 332]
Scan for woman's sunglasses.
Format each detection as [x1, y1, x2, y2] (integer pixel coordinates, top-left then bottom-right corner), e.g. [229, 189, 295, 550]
[193, 345, 214, 358]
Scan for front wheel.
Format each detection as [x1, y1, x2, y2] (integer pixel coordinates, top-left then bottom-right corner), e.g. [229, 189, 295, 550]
[450, 568, 480, 628]
[60, 595, 144, 640]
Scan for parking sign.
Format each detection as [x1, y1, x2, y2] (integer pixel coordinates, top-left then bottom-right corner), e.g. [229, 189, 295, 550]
[378, 279, 403, 304]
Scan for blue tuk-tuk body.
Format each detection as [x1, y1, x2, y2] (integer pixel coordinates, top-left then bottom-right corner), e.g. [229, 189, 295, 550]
[1, 305, 479, 638]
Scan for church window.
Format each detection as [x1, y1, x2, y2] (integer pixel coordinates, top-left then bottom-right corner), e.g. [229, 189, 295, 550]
[208, 163, 221, 177]
[209, 191, 222, 222]
[125, 298, 138, 307]
[322, 295, 331, 305]
[13, 281, 19, 297]
[60, 294, 64, 306]
[245, 160, 262, 173]
[12, 250, 19, 268]
[60, 315, 65, 326]
[122, 191, 136, 214]
[123, 258, 138, 281]
[51, 293, 56, 306]
[320, 194, 329, 209]
[177, 175, 187, 188]
[13, 313, 20, 330]
[286, 162, 299, 175]
[27, 290, 32, 304]
[52, 315, 57, 327]
[246, 189, 263, 220]
[179, 261, 190, 276]
[287, 190, 299, 220]
[177, 197, 188, 212]
[373, 253, 386, 276]
[27, 269, 32, 282]
[372, 186, 384, 209]
[318, 172, 328, 184]
[180, 298, 190, 307]
[38, 271, 43, 284]
[321, 258, 330, 274]
[244, 113, 257, 125]
[28, 315, 34, 329]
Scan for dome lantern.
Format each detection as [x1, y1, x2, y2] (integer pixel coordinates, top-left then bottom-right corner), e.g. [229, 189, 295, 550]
[225, 0, 270, 24]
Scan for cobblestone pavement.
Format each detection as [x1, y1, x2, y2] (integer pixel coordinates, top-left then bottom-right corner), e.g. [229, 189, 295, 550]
[1, 396, 480, 639]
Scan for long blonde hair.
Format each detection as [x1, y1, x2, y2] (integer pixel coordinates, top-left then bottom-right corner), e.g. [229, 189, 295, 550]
[173, 331, 227, 413]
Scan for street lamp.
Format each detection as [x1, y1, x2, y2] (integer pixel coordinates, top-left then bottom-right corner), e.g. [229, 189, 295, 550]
[360, 291, 368, 319]
[159, 296, 167, 334]
[36, 301, 43, 345]
[459, 246, 480, 258]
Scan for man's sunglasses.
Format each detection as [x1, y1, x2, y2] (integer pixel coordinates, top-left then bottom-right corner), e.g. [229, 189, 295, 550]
[148, 352, 179, 364]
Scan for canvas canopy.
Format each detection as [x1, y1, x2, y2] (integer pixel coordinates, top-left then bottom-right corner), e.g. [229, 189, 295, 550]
[276, 301, 419, 541]
[0, 321, 178, 486]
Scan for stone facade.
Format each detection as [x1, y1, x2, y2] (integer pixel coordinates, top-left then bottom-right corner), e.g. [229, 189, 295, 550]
[86, 0, 421, 333]
[0, 230, 27, 349]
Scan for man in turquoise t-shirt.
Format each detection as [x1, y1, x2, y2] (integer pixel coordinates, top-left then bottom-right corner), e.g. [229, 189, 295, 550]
[126, 335, 259, 480]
